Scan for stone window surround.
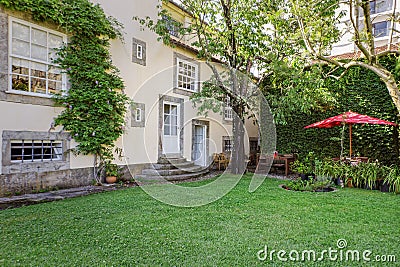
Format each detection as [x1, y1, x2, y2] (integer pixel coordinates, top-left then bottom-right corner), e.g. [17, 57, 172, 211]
[132, 37, 146, 66]
[2, 130, 70, 174]
[0, 10, 67, 106]
[173, 52, 200, 96]
[158, 95, 184, 158]
[191, 119, 210, 164]
[131, 102, 145, 127]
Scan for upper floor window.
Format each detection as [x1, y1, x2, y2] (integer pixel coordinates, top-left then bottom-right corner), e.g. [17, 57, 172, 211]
[9, 18, 66, 97]
[369, 0, 392, 14]
[162, 14, 180, 38]
[132, 37, 146, 66]
[370, 0, 377, 14]
[224, 96, 233, 121]
[135, 108, 142, 122]
[177, 57, 198, 92]
[373, 21, 389, 37]
[136, 44, 143, 59]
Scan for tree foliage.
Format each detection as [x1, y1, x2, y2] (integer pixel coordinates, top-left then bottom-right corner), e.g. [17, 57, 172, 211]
[136, 0, 336, 174]
[278, 0, 400, 117]
[275, 57, 399, 165]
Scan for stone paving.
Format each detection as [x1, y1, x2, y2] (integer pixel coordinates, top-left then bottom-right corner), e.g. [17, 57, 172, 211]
[0, 185, 119, 210]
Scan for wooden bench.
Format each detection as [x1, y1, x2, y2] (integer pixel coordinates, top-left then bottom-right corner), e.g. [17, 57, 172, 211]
[255, 154, 295, 176]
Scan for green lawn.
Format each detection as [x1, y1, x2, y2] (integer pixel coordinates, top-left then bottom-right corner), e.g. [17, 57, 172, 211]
[0, 175, 399, 266]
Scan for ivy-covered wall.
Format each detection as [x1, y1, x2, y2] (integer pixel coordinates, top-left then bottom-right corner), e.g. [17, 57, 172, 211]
[0, 0, 130, 183]
[276, 58, 400, 166]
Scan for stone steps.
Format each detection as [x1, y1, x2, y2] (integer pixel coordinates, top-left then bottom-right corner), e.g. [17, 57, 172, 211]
[142, 165, 205, 176]
[136, 157, 209, 184]
[149, 161, 195, 170]
[135, 169, 210, 183]
[157, 157, 187, 164]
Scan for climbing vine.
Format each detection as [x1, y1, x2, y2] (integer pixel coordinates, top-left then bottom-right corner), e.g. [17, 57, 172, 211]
[0, 0, 130, 181]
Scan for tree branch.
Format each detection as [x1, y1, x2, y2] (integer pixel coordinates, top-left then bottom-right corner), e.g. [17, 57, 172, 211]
[349, 0, 371, 61]
[376, 49, 400, 58]
[360, 0, 376, 63]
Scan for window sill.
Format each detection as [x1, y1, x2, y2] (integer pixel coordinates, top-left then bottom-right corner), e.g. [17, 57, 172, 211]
[173, 87, 197, 96]
[6, 90, 55, 99]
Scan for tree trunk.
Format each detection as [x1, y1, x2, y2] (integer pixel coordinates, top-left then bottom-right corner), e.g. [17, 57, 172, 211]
[359, 63, 400, 116]
[382, 74, 400, 117]
[231, 114, 246, 174]
[229, 68, 246, 175]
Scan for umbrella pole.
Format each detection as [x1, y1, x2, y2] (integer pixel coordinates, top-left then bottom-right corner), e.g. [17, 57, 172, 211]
[349, 124, 352, 158]
[340, 124, 345, 160]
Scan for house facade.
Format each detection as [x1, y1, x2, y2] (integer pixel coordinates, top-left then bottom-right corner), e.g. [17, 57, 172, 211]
[0, 0, 259, 196]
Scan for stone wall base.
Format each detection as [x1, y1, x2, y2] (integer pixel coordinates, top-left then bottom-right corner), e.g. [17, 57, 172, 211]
[0, 168, 95, 197]
[0, 163, 149, 197]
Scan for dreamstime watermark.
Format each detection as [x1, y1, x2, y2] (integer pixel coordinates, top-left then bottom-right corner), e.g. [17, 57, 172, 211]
[257, 239, 396, 263]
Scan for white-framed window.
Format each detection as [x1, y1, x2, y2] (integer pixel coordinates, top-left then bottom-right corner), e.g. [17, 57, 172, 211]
[135, 107, 142, 122]
[373, 21, 389, 37]
[224, 96, 233, 121]
[10, 140, 63, 163]
[162, 14, 180, 38]
[136, 44, 143, 59]
[177, 58, 198, 92]
[9, 17, 67, 97]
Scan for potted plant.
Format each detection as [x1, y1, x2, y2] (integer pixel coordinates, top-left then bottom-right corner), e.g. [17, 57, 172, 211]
[381, 166, 395, 192]
[291, 152, 316, 180]
[284, 177, 334, 192]
[104, 161, 120, 184]
[329, 161, 344, 186]
[384, 166, 400, 193]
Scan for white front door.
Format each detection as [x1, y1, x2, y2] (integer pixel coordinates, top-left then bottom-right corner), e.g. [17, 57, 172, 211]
[162, 103, 180, 155]
[193, 125, 206, 166]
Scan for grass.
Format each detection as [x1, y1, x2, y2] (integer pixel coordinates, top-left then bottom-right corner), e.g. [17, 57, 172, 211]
[0, 175, 399, 266]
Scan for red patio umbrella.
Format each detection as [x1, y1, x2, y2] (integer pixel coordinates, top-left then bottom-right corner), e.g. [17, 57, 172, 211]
[304, 111, 397, 157]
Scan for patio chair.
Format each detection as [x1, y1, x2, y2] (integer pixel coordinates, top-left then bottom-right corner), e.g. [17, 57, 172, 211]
[213, 153, 229, 170]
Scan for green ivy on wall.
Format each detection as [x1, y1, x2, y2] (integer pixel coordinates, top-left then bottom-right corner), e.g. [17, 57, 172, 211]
[0, 0, 130, 180]
[275, 56, 400, 166]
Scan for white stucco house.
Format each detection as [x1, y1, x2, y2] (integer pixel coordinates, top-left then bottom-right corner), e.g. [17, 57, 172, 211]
[0, 0, 259, 195]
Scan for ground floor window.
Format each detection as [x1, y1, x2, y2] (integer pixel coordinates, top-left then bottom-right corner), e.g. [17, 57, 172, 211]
[11, 140, 63, 162]
[223, 136, 233, 153]
[2, 130, 70, 174]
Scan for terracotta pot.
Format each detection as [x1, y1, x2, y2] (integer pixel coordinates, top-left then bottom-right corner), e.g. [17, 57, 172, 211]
[105, 176, 117, 184]
[347, 178, 353, 188]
